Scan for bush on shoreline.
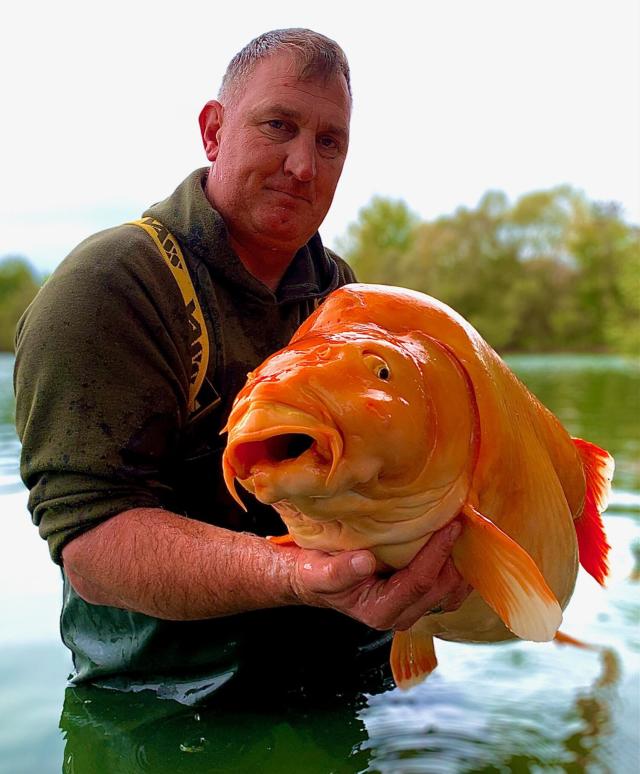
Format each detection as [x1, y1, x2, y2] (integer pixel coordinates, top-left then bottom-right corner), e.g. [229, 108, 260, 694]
[339, 187, 639, 356]
[0, 257, 41, 352]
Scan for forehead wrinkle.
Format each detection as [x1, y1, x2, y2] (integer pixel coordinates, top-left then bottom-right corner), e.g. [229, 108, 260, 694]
[256, 103, 303, 120]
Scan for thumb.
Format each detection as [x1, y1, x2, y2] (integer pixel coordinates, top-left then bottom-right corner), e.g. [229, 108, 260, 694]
[299, 549, 376, 595]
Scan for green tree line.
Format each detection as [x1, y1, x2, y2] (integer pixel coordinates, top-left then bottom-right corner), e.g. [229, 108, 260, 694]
[1, 188, 638, 354]
[0, 257, 41, 352]
[338, 187, 639, 355]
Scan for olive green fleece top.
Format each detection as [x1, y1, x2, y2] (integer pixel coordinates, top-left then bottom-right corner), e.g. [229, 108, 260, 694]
[14, 170, 395, 700]
[15, 168, 356, 562]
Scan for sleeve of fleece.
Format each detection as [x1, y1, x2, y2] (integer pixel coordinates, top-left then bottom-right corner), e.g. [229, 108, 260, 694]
[14, 225, 194, 564]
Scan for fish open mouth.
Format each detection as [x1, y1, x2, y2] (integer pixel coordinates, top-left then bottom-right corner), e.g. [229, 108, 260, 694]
[222, 404, 343, 508]
[235, 433, 316, 470]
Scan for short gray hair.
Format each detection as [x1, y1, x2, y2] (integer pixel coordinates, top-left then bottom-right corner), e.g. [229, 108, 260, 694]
[218, 28, 352, 105]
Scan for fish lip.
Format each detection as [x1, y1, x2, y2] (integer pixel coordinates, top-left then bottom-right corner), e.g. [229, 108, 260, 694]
[223, 404, 343, 497]
[228, 425, 340, 475]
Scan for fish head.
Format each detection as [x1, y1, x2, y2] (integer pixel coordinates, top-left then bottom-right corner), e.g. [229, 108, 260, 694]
[223, 327, 427, 496]
[222, 323, 478, 557]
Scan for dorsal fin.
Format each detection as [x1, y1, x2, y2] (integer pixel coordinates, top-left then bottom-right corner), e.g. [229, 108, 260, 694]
[572, 438, 614, 585]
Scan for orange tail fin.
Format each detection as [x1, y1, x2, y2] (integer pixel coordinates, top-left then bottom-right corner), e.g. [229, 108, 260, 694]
[390, 619, 438, 690]
[572, 438, 614, 586]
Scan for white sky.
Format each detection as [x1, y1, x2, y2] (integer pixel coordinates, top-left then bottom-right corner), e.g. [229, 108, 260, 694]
[1, 0, 638, 274]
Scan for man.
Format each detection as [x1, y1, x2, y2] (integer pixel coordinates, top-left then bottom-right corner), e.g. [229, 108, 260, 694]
[14, 29, 467, 703]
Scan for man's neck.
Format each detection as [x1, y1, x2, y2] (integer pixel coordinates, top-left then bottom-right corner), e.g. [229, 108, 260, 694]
[203, 173, 297, 292]
[228, 235, 294, 292]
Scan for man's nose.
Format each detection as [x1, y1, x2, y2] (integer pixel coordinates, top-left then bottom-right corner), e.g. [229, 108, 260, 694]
[283, 134, 317, 182]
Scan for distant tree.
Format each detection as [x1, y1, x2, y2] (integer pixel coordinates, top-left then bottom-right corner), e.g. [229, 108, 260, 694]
[401, 191, 525, 349]
[338, 187, 639, 354]
[504, 186, 582, 260]
[0, 256, 41, 352]
[569, 203, 640, 355]
[504, 257, 579, 351]
[497, 187, 588, 350]
[336, 197, 419, 285]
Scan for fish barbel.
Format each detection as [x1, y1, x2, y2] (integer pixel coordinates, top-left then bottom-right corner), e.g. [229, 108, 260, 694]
[222, 284, 613, 688]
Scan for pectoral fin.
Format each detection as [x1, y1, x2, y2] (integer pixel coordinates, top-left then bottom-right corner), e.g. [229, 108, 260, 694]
[451, 504, 562, 642]
[267, 533, 297, 546]
[390, 619, 438, 690]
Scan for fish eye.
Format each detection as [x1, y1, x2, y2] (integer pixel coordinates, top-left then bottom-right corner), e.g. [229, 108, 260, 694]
[363, 353, 391, 381]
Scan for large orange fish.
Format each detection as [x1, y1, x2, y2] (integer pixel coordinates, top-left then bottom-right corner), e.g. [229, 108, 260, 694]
[222, 284, 613, 689]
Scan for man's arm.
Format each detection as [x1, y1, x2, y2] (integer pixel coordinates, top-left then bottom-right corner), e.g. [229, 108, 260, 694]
[62, 508, 468, 631]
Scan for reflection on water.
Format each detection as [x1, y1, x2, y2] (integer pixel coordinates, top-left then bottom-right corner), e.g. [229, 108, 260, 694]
[360, 629, 631, 773]
[59, 683, 374, 774]
[54, 639, 629, 774]
[1, 353, 639, 773]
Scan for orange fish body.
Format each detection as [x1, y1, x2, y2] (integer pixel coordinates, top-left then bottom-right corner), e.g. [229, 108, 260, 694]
[223, 284, 613, 688]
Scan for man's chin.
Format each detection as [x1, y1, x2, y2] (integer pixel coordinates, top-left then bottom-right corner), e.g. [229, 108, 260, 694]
[259, 215, 320, 251]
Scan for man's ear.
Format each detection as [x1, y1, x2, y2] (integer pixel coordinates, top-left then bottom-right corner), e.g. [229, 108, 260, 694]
[199, 101, 224, 162]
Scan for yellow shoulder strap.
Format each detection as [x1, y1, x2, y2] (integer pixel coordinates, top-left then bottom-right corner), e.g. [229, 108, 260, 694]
[128, 217, 209, 413]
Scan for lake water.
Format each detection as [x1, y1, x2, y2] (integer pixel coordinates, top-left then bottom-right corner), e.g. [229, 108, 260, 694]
[1, 352, 638, 773]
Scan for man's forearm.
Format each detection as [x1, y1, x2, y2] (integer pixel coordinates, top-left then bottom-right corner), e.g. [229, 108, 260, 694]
[62, 508, 300, 620]
[62, 508, 469, 630]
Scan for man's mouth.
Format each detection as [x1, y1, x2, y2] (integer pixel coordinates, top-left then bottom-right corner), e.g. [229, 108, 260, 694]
[266, 187, 311, 203]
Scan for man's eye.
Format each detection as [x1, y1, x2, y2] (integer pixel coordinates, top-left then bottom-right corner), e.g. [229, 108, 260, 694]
[267, 120, 287, 131]
[318, 136, 338, 150]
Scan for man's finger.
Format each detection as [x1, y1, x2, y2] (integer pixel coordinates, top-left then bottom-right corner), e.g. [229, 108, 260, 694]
[296, 549, 376, 597]
[392, 558, 468, 630]
[415, 519, 463, 569]
[379, 520, 463, 611]
[441, 579, 473, 613]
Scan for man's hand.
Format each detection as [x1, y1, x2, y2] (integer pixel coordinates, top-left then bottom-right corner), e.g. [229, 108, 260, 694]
[286, 520, 471, 631]
[63, 508, 469, 627]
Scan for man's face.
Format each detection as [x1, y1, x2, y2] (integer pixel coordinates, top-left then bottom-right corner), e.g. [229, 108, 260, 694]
[203, 53, 351, 258]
